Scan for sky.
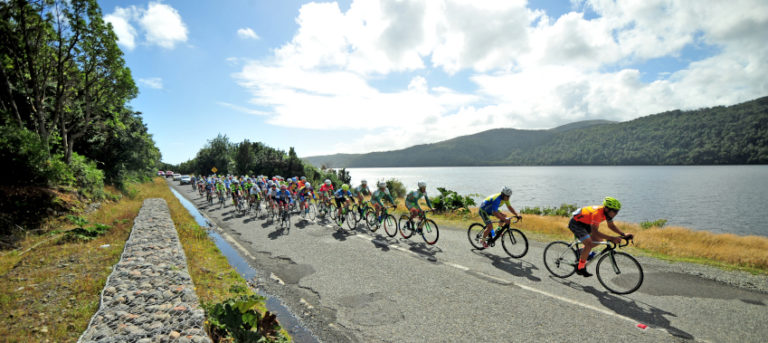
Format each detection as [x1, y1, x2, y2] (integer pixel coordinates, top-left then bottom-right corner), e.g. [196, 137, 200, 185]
[97, 0, 768, 164]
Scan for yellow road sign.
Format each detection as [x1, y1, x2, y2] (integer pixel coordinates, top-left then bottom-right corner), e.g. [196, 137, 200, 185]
[211, 166, 218, 173]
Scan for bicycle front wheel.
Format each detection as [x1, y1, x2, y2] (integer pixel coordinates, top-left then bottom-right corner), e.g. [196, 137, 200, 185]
[383, 214, 398, 237]
[501, 228, 529, 258]
[467, 223, 486, 250]
[398, 215, 414, 238]
[345, 211, 357, 231]
[543, 241, 577, 278]
[307, 203, 317, 221]
[596, 251, 644, 295]
[420, 219, 439, 245]
[365, 211, 378, 232]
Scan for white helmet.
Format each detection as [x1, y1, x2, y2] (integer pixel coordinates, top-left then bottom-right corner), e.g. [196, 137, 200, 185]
[361, 179, 367, 185]
[417, 181, 426, 188]
[305, 182, 311, 187]
[325, 179, 332, 185]
[501, 186, 512, 196]
[378, 181, 386, 188]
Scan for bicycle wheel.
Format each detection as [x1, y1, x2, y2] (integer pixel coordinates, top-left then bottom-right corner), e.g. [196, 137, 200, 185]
[501, 228, 529, 258]
[383, 214, 398, 237]
[307, 203, 317, 221]
[420, 219, 439, 245]
[283, 211, 291, 229]
[596, 251, 644, 294]
[467, 223, 486, 250]
[345, 210, 357, 231]
[543, 241, 578, 278]
[329, 204, 338, 221]
[398, 215, 414, 239]
[365, 211, 378, 232]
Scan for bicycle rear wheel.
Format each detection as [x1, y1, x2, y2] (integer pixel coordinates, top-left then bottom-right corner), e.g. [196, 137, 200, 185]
[467, 223, 486, 250]
[307, 203, 317, 221]
[420, 219, 439, 245]
[596, 251, 644, 294]
[383, 214, 398, 237]
[365, 211, 378, 232]
[501, 228, 528, 258]
[543, 241, 577, 278]
[398, 215, 414, 238]
[345, 210, 357, 231]
[329, 204, 338, 221]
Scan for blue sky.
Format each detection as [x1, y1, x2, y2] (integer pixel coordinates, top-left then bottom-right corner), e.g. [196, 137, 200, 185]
[98, 0, 768, 164]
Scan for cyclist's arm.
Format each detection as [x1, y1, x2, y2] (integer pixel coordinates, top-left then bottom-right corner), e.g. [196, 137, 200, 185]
[504, 201, 520, 217]
[424, 194, 434, 210]
[606, 220, 626, 237]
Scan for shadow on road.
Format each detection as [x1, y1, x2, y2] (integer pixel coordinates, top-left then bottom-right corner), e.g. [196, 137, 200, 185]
[268, 225, 289, 240]
[472, 250, 541, 282]
[556, 278, 694, 340]
[400, 240, 442, 262]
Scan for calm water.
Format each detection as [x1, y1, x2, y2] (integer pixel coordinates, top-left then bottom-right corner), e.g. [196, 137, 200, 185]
[347, 166, 768, 237]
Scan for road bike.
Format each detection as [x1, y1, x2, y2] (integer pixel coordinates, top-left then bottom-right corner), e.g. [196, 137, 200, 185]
[332, 202, 357, 231]
[543, 237, 643, 294]
[398, 210, 439, 245]
[206, 188, 214, 206]
[298, 198, 317, 222]
[217, 190, 225, 209]
[352, 200, 373, 224]
[467, 217, 528, 258]
[278, 203, 291, 229]
[365, 205, 398, 237]
[249, 194, 261, 217]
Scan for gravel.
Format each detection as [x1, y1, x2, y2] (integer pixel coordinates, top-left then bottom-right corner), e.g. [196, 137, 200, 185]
[78, 198, 211, 343]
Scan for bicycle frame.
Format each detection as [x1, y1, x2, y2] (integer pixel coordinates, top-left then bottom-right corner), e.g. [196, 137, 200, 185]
[485, 218, 521, 245]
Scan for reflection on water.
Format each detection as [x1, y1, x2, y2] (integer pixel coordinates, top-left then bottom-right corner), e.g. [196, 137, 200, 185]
[348, 165, 768, 236]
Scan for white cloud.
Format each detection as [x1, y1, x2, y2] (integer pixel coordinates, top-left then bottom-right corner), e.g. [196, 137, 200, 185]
[218, 102, 269, 116]
[234, 0, 768, 154]
[104, 2, 188, 50]
[138, 77, 163, 89]
[237, 27, 260, 40]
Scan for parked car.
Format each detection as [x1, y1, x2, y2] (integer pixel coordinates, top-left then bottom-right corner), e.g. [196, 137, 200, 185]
[157, 170, 164, 176]
[180, 175, 192, 185]
[165, 171, 174, 178]
[173, 173, 182, 181]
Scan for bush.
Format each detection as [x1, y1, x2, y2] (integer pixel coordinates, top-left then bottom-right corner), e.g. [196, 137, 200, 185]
[640, 219, 668, 229]
[521, 204, 578, 217]
[431, 187, 477, 213]
[0, 125, 52, 185]
[68, 153, 105, 199]
[384, 178, 406, 198]
[203, 294, 287, 343]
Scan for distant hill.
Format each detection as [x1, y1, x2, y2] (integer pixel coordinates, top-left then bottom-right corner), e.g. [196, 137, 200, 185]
[304, 96, 768, 167]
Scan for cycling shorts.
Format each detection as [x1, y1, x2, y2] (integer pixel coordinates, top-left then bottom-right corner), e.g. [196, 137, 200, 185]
[405, 201, 420, 210]
[335, 197, 347, 208]
[568, 218, 592, 241]
[276, 197, 290, 205]
[479, 209, 493, 225]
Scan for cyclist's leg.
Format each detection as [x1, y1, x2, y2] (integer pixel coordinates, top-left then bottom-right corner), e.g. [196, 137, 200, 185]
[568, 219, 594, 275]
[480, 209, 493, 239]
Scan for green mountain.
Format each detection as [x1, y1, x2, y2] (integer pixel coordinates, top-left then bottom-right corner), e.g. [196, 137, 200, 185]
[304, 96, 768, 167]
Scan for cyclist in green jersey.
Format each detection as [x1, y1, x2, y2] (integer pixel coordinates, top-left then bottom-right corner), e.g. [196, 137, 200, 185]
[405, 181, 433, 223]
[371, 181, 396, 220]
[353, 180, 371, 215]
[231, 180, 242, 207]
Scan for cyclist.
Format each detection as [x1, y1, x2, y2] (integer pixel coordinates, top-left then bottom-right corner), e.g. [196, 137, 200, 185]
[371, 181, 396, 222]
[352, 180, 371, 216]
[231, 180, 242, 207]
[478, 187, 521, 248]
[318, 180, 334, 206]
[249, 180, 262, 208]
[266, 182, 278, 210]
[405, 181, 434, 229]
[334, 184, 354, 222]
[569, 197, 633, 277]
[275, 185, 293, 215]
[297, 182, 316, 214]
[215, 179, 226, 203]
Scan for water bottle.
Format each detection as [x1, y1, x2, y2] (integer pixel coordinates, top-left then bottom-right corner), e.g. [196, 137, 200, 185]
[490, 229, 496, 238]
[588, 251, 596, 260]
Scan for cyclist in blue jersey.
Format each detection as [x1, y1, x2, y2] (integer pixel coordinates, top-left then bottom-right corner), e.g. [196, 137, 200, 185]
[334, 184, 354, 221]
[275, 185, 293, 214]
[478, 187, 521, 248]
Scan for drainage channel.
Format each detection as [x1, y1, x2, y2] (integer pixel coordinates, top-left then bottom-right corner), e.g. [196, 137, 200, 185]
[170, 187, 318, 343]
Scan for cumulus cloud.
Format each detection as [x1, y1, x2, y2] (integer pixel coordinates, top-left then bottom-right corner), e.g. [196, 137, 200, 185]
[237, 27, 260, 40]
[138, 77, 163, 89]
[104, 2, 188, 50]
[234, 0, 768, 153]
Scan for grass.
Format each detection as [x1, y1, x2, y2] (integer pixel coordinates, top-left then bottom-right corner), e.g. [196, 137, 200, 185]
[0, 177, 287, 342]
[388, 198, 768, 274]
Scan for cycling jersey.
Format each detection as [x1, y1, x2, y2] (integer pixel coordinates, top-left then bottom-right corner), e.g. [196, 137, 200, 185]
[249, 185, 261, 195]
[371, 188, 395, 205]
[572, 206, 613, 225]
[334, 189, 353, 199]
[479, 193, 510, 214]
[405, 190, 432, 209]
[353, 185, 371, 196]
[319, 184, 334, 193]
[275, 190, 293, 203]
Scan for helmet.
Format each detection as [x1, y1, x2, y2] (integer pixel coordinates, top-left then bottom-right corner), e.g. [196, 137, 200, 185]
[301, 176, 306, 180]
[417, 181, 426, 188]
[342, 184, 350, 191]
[325, 179, 332, 185]
[305, 182, 311, 187]
[271, 183, 277, 188]
[361, 179, 367, 185]
[293, 177, 298, 182]
[378, 181, 386, 188]
[603, 197, 621, 211]
[501, 187, 512, 196]
[280, 185, 287, 190]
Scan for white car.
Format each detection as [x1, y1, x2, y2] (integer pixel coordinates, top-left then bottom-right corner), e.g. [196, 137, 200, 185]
[180, 175, 192, 184]
[173, 173, 182, 181]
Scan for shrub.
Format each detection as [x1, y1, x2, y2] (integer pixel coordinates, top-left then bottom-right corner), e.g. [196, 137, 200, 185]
[640, 219, 668, 229]
[68, 153, 105, 199]
[0, 125, 51, 185]
[384, 178, 406, 198]
[521, 203, 578, 217]
[431, 187, 477, 213]
[204, 294, 287, 343]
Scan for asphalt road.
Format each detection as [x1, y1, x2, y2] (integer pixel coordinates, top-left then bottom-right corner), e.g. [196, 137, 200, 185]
[169, 181, 768, 343]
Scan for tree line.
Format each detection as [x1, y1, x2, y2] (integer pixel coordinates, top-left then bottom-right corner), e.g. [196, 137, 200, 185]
[0, 0, 160, 192]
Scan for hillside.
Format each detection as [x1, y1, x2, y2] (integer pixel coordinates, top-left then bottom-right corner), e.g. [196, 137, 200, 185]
[304, 96, 768, 167]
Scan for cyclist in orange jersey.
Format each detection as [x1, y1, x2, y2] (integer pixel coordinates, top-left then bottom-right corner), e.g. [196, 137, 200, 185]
[569, 197, 633, 277]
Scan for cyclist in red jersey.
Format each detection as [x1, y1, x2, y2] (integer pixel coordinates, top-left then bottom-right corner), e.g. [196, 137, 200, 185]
[569, 197, 633, 277]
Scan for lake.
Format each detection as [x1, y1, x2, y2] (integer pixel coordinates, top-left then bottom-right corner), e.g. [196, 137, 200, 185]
[346, 166, 768, 237]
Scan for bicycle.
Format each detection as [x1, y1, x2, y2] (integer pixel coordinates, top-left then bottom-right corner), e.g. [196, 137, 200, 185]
[352, 200, 373, 224]
[206, 188, 214, 206]
[365, 205, 398, 237]
[217, 190, 225, 209]
[279, 203, 291, 228]
[467, 217, 528, 258]
[298, 198, 317, 222]
[398, 210, 439, 245]
[334, 203, 357, 231]
[543, 237, 643, 294]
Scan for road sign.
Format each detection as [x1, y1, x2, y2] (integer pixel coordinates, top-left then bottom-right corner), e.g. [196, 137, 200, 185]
[211, 166, 218, 173]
